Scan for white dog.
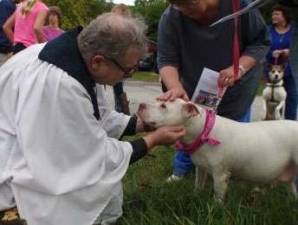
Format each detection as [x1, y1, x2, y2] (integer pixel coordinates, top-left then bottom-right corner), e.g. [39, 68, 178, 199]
[262, 64, 287, 120]
[138, 99, 298, 202]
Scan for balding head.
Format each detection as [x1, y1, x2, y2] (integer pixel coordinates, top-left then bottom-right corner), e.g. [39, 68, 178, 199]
[78, 13, 147, 64]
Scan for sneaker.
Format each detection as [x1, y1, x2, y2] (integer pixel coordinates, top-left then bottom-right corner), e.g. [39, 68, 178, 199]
[166, 174, 184, 183]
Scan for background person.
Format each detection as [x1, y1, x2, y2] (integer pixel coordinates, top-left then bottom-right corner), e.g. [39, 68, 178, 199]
[3, 0, 48, 54]
[0, 13, 185, 225]
[43, 5, 63, 41]
[157, 0, 270, 181]
[266, 4, 297, 120]
[0, 0, 20, 66]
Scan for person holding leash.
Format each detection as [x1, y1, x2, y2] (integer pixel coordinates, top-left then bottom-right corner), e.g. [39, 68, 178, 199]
[266, 4, 297, 120]
[157, 0, 270, 181]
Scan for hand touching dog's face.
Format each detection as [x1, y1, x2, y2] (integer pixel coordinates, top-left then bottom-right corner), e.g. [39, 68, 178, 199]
[137, 99, 199, 128]
[268, 64, 285, 82]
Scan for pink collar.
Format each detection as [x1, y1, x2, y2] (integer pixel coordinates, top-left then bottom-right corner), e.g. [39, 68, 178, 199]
[175, 109, 220, 155]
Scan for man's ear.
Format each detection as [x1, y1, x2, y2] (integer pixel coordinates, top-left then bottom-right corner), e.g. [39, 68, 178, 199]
[90, 55, 104, 72]
[182, 102, 199, 118]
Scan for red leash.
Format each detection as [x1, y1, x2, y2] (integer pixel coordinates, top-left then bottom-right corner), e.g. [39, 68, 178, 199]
[218, 0, 241, 100]
[232, 0, 241, 80]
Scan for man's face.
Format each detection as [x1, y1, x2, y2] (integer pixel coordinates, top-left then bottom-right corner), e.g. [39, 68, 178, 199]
[90, 47, 140, 86]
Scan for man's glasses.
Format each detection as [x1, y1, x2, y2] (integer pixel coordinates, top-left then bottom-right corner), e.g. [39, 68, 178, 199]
[105, 56, 138, 78]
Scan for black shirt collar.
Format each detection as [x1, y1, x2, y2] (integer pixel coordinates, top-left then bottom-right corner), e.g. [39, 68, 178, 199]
[38, 27, 100, 120]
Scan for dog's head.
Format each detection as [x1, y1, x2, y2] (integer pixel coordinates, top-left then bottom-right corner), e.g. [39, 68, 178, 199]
[268, 64, 285, 82]
[137, 99, 200, 128]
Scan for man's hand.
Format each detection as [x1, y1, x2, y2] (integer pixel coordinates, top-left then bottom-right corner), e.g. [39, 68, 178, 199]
[143, 126, 186, 149]
[157, 87, 189, 102]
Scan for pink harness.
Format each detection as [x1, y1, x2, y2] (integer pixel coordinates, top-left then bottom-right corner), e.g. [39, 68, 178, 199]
[175, 109, 220, 155]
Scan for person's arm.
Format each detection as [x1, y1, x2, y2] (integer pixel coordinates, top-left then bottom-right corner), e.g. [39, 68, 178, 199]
[157, 9, 189, 101]
[219, 2, 270, 87]
[129, 125, 185, 164]
[159, 66, 189, 101]
[33, 10, 48, 43]
[3, 12, 16, 44]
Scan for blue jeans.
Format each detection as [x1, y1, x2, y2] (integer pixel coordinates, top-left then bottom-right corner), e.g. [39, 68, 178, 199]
[173, 108, 251, 176]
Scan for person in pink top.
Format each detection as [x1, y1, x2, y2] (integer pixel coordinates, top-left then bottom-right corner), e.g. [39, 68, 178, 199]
[43, 6, 64, 41]
[3, 0, 48, 54]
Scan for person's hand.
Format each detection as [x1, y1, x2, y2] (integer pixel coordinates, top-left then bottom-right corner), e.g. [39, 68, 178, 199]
[272, 50, 282, 58]
[218, 66, 241, 88]
[143, 125, 186, 149]
[281, 48, 290, 57]
[157, 86, 189, 102]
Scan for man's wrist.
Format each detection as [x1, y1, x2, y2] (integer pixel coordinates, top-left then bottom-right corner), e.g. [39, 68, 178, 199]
[239, 64, 247, 77]
[143, 133, 157, 150]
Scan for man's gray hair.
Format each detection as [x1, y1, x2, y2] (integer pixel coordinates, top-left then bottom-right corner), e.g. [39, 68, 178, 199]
[78, 13, 147, 63]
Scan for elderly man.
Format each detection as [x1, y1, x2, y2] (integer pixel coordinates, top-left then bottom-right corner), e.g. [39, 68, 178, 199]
[0, 13, 185, 225]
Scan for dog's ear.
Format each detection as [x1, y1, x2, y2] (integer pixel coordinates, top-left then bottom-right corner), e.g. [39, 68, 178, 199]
[182, 102, 199, 118]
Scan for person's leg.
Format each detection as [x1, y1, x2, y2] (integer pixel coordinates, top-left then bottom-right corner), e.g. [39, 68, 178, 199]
[94, 184, 123, 225]
[172, 151, 193, 177]
[113, 82, 130, 115]
[0, 53, 10, 66]
[113, 82, 124, 113]
[237, 107, 251, 123]
[12, 43, 26, 55]
[284, 75, 298, 120]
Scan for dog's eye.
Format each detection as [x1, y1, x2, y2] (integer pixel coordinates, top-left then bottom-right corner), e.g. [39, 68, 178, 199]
[160, 103, 167, 109]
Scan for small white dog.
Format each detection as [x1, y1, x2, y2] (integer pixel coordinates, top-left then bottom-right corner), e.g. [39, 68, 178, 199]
[138, 99, 298, 202]
[262, 64, 287, 120]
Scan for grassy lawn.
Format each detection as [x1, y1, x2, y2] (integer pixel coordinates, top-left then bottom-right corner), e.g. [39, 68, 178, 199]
[131, 71, 159, 82]
[118, 144, 298, 225]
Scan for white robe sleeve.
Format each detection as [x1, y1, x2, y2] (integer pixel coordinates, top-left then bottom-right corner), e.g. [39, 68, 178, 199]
[95, 84, 131, 139]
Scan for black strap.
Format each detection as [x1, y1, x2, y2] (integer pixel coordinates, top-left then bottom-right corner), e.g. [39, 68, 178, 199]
[38, 27, 100, 120]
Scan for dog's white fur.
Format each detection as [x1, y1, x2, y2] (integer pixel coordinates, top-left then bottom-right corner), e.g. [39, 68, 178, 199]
[138, 99, 298, 201]
[262, 64, 287, 120]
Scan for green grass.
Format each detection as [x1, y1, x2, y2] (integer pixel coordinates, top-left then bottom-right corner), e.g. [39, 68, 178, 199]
[131, 71, 159, 82]
[117, 144, 298, 225]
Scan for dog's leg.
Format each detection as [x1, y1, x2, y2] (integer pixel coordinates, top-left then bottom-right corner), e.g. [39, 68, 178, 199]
[212, 170, 231, 203]
[275, 101, 284, 120]
[195, 166, 207, 190]
[290, 181, 298, 199]
[263, 99, 268, 120]
[281, 101, 286, 119]
[195, 166, 199, 190]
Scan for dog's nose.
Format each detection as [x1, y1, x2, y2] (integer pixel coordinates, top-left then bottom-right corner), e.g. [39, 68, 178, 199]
[139, 103, 147, 111]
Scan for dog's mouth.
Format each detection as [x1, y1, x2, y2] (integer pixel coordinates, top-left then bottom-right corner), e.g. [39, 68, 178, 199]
[136, 111, 157, 131]
[142, 121, 157, 132]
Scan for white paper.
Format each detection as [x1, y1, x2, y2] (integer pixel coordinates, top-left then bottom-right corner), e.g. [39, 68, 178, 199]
[191, 68, 225, 110]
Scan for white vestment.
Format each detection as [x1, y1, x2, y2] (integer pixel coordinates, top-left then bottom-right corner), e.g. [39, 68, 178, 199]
[0, 44, 133, 225]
